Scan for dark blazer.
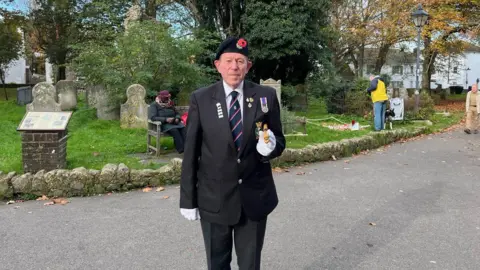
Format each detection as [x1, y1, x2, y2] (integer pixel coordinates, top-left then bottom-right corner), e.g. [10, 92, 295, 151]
[180, 80, 286, 225]
[148, 102, 184, 132]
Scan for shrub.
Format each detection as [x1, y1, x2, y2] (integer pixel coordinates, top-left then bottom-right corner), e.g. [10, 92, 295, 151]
[450, 86, 464, 95]
[345, 90, 371, 116]
[404, 91, 435, 120]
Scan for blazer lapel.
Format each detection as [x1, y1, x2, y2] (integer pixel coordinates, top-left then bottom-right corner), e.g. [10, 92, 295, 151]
[212, 81, 236, 150]
[239, 81, 257, 156]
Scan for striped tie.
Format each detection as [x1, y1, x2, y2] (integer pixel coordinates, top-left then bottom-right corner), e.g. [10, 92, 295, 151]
[229, 91, 242, 151]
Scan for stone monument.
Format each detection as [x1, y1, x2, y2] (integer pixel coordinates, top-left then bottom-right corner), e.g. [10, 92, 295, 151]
[56, 80, 77, 111]
[26, 82, 61, 112]
[120, 84, 149, 128]
[260, 78, 282, 105]
[124, 4, 142, 32]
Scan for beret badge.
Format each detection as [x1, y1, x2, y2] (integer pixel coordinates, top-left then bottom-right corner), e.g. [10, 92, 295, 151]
[236, 38, 247, 49]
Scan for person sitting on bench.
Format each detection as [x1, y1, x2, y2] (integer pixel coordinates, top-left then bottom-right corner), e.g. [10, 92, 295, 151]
[148, 90, 186, 153]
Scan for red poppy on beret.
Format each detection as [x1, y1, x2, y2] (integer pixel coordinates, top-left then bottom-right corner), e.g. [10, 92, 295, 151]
[236, 38, 247, 49]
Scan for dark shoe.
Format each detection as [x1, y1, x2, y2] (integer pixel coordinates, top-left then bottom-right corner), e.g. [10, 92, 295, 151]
[474, 130, 478, 134]
[465, 129, 471, 134]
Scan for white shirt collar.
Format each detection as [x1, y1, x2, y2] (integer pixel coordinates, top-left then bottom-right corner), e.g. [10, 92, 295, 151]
[223, 80, 244, 98]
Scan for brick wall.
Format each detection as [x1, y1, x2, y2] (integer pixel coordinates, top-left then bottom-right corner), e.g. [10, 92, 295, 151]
[21, 130, 68, 173]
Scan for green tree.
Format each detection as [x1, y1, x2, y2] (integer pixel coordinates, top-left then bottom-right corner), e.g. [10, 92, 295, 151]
[29, 0, 82, 82]
[73, 20, 210, 105]
[0, 9, 23, 100]
[244, 0, 332, 85]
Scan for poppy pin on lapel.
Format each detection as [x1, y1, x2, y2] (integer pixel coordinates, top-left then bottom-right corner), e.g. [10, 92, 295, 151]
[260, 97, 268, 113]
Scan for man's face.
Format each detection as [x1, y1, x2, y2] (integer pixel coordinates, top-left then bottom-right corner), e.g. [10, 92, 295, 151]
[214, 52, 252, 88]
[473, 84, 478, 93]
[369, 75, 374, 81]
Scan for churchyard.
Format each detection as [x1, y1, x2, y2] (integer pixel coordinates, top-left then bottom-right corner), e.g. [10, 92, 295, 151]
[0, 81, 464, 175]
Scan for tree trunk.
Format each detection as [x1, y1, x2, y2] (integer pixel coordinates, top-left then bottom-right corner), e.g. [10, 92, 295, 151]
[374, 43, 391, 74]
[358, 43, 365, 77]
[0, 73, 7, 101]
[145, 0, 157, 18]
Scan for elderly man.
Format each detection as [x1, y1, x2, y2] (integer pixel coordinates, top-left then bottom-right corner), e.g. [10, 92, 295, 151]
[465, 83, 480, 134]
[367, 75, 389, 131]
[179, 37, 286, 270]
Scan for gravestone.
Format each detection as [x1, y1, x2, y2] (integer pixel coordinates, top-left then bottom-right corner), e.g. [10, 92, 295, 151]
[399, 88, 408, 100]
[56, 80, 77, 111]
[120, 84, 148, 128]
[86, 85, 103, 108]
[17, 86, 33, 106]
[26, 82, 61, 112]
[87, 85, 119, 120]
[260, 78, 282, 105]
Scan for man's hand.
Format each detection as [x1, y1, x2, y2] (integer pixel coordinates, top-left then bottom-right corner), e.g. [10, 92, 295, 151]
[166, 118, 174, 123]
[180, 208, 200, 221]
[256, 130, 276, 156]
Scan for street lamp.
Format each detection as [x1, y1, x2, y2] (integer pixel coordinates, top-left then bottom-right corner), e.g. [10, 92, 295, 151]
[411, 4, 429, 112]
[466, 67, 471, 88]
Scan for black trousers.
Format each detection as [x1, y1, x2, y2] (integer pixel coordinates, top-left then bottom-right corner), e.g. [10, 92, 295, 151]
[200, 213, 267, 270]
[166, 128, 185, 153]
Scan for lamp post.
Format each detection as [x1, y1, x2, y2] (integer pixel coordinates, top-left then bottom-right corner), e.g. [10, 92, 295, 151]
[466, 67, 470, 88]
[411, 4, 429, 112]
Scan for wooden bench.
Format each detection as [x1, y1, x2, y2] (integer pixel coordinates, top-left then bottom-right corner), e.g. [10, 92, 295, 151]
[146, 105, 189, 156]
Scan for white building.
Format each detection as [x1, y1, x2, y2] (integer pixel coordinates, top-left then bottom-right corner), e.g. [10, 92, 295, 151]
[356, 44, 480, 90]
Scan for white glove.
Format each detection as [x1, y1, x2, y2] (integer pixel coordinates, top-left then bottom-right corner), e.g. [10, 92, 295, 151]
[180, 208, 200, 221]
[256, 130, 276, 156]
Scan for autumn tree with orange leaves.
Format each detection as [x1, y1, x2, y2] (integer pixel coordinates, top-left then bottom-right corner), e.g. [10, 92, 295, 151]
[420, 0, 480, 90]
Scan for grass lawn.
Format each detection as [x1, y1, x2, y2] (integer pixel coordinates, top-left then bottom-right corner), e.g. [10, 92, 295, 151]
[1, 94, 174, 173]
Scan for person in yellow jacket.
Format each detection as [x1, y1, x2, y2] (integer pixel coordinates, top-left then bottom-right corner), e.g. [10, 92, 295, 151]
[465, 83, 480, 134]
[367, 75, 389, 131]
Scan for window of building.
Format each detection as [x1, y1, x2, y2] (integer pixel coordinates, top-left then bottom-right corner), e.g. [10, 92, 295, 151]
[392, 66, 403, 75]
[454, 67, 458, 73]
[410, 66, 414, 74]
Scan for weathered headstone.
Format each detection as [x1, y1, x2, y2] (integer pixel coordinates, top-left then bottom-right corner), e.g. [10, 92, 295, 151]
[399, 88, 408, 100]
[120, 84, 149, 128]
[26, 82, 61, 112]
[124, 4, 141, 31]
[86, 85, 103, 108]
[260, 78, 282, 105]
[87, 85, 120, 120]
[56, 80, 77, 111]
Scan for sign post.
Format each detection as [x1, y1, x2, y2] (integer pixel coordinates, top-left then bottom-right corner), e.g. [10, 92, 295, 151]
[17, 111, 73, 173]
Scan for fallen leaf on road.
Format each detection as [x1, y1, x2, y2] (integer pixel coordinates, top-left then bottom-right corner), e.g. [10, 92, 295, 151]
[52, 198, 69, 205]
[296, 172, 305, 175]
[344, 160, 350, 163]
[366, 243, 374, 247]
[14, 206, 20, 209]
[156, 187, 165, 192]
[15, 200, 24, 203]
[142, 187, 153, 192]
[369, 222, 376, 226]
[36, 195, 49, 201]
[430, 261, 437, 264]
[107, 193, 112, 195]
[162, 196, 170, 199]
[6, 200, 15, 205]
[272, 167, 284, 173]
[44, 202, 55, 206]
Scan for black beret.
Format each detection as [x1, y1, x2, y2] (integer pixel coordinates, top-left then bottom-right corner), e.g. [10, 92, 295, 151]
[215, 37, 249, 60]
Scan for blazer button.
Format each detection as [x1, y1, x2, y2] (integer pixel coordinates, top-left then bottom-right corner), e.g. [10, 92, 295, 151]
[238, 179, 243, 184]
[237, 159, 241, 164]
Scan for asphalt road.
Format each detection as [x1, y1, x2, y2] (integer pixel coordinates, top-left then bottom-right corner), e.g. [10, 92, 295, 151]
[1, 128, 480, 270]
